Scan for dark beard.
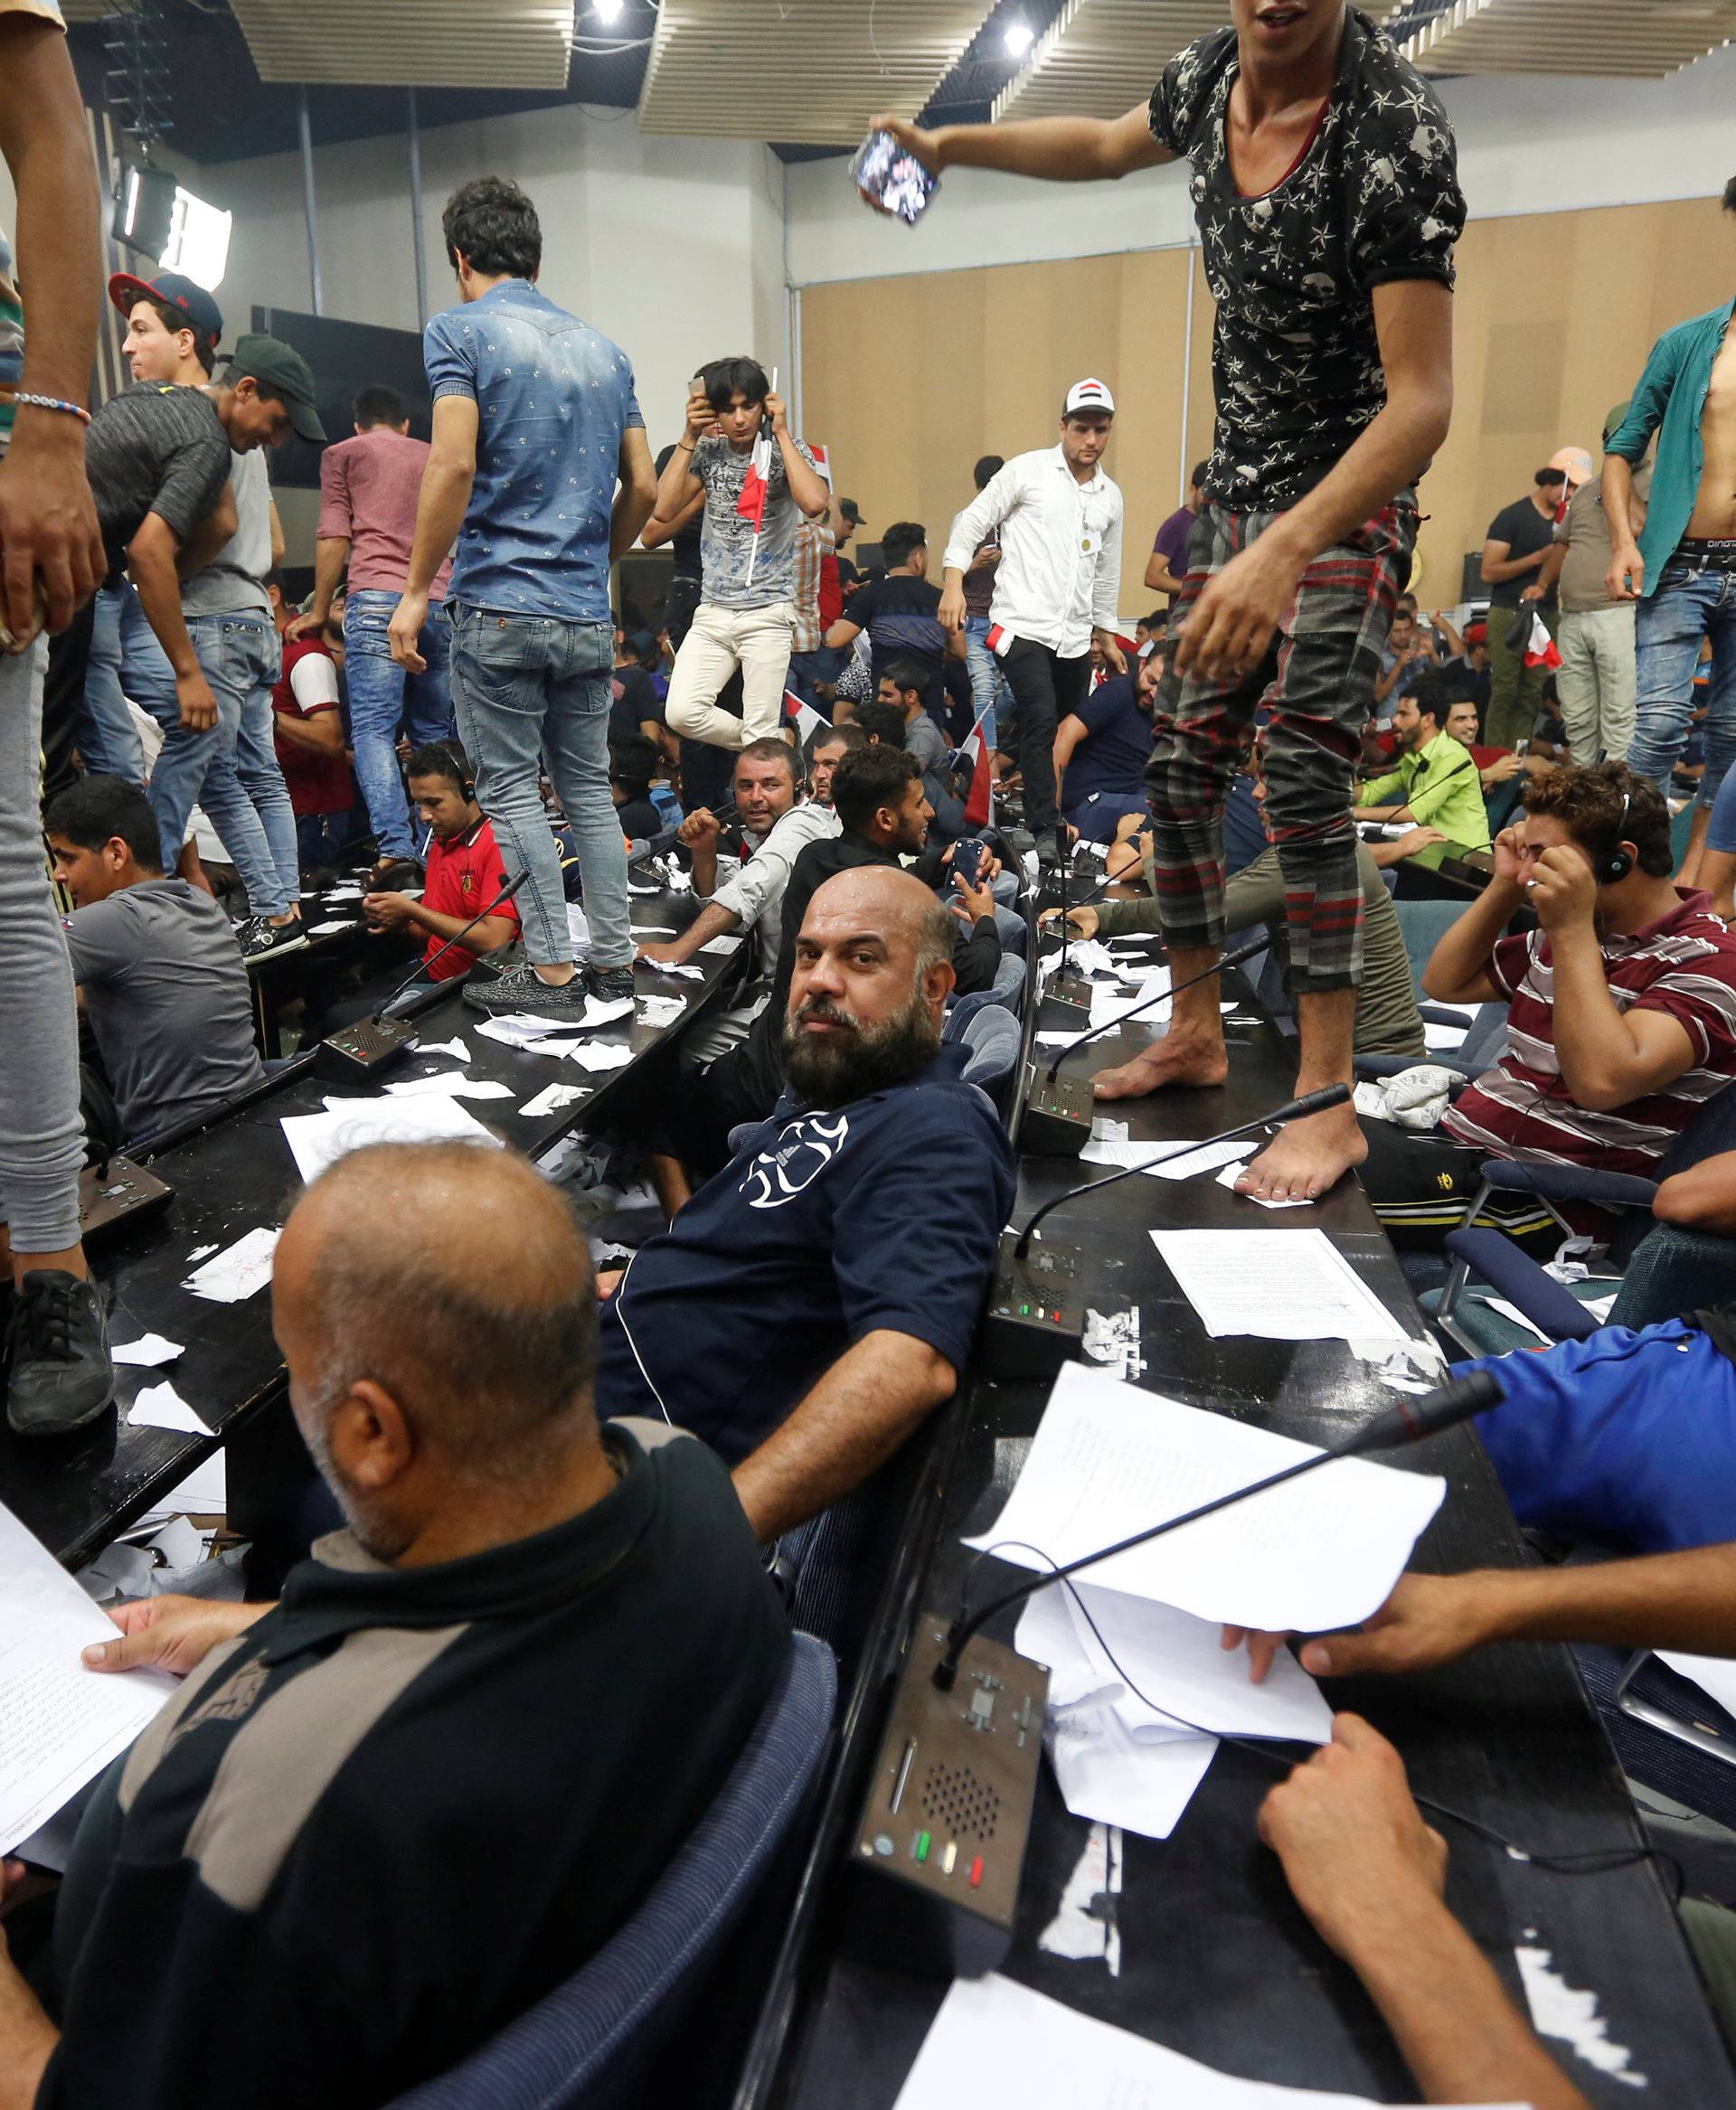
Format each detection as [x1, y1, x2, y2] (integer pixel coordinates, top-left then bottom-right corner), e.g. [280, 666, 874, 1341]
[781, 989, 942, 1108]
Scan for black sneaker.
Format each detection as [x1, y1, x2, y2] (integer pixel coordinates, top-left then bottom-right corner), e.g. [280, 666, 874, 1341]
[583, 963, 636, 1003]
[463, 963, 591, 1020]
[5, 1270, 116, 1436]
[240, 916, 308, 962]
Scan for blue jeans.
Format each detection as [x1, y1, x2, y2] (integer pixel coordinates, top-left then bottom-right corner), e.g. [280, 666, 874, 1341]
[447, 600, 630, 970]
[964, 616, 1012, 751]
[1628, 557, 1736, 806]
[146, 612, 295, 917]
[80, 581, 150, 784]
[344, 589, 454, 860]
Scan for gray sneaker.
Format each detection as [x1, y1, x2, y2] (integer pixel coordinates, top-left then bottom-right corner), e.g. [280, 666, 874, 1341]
[583, 963, 636, 1003]
[5, 1270, 116, 1436]
[463, 963, 591, 1020]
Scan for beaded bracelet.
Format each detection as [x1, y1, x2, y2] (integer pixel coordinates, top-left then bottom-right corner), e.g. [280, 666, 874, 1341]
[13, 392, 90, 426]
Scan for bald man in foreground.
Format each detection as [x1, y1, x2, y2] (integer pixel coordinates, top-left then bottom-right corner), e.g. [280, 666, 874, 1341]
[5, 1144, 788, 2110]
[596, 865, 1016, 1540]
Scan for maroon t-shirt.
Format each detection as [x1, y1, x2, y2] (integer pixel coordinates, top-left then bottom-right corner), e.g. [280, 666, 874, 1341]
[1441, 890, 1736, 1176]
[317, 426, 453, 598]
[271, 637, 352, 818]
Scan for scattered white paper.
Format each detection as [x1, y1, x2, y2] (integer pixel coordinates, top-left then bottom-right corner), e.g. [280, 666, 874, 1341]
[1475, 1295, 1553, 1344]
[110, 1334, 183, 1368]
[473, 1013, 564, 1048]
[184, 1243, 217, 1264]
[416, 1037, 470, 1062]
[963, 1362, 1443, 1634]
[1150, 1229, 1410, 1343]
[137, 1450, 227, 1524]
[127, 1382, 213, 1437]
[1082, 1135, 1258, 1182]
[890, 1975, 1512, 2110]
[637, 994, 687, 1024]
[646, 960, 705, 981]
[280, 1095, 502, 1186]
[697, 934, 743, 955]
[563, 1041, 635, 1073]
[1423, 1021, 1468, 1050]
[382, 1073, 516, 1101]
[1215, 1162, 1315, 1210]
[1582, 1292, 1618, 1323]
[183, 1226, 279, 1303]
[520, 1081, 589, 1117]
[0, 1501, 176, 1853]
[1019, 1579, 1332, 1746]
[566, 902, 590, 950]
[1658, 1651, 1736, 1723]
[323, 884, 363, 901]
[1047, 1701, 1219, 1839]
[308, 918, 354, 935]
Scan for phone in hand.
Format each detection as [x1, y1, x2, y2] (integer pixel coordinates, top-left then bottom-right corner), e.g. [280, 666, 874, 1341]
[852, 129, 938, 226]
[950, 837, 986, 890]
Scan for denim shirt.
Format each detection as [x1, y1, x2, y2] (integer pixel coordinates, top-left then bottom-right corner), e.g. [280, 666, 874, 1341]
[1606, 298, 1736, 598]
[422, 281, 644, 624]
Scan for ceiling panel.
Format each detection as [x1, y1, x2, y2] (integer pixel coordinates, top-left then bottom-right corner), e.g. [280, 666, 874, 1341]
[1401, 0, 1736, 77]
[994, 0, 1403, 121]
[229, 0, 576, 89]
[639, 0, 995, 145]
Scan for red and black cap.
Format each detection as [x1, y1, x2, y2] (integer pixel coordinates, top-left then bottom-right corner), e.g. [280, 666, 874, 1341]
[108, 269, 223, 353]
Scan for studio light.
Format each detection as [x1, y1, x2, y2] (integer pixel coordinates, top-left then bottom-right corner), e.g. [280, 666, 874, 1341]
[161, 189, 232, 292]
[1004, 16, 1034, 56]
[592, 0, 625, 23]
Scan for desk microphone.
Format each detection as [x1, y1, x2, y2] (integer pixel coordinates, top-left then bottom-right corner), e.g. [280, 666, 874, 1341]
[314, 868, 529, 1084]
[933, 1365, 1504, 1690]
[847, 1355, 1504, 1975]
[986, 1083, 1353, 1372]
[1020, 933, 1269, 1156]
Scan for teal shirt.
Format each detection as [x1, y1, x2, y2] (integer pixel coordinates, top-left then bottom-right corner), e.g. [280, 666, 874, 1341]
[1358, 729, 1490, 851]
[1605, 298, 1736, 598]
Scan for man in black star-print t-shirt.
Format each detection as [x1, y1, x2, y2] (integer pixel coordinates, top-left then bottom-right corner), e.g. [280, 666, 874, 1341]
[863, 2, 1465, 1219]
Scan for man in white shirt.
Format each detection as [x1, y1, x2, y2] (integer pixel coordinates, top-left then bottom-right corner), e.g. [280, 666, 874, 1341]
[636, 738, 841, 1209]
[939, 379, 1126, 865]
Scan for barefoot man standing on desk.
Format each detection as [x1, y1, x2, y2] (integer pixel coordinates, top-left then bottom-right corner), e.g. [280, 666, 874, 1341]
[866, 0, 1464, 1201]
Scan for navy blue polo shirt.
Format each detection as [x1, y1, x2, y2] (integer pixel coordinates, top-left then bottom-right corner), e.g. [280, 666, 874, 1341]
[1063, 674, 1154, 810]
[595, 1046, 1015, 1465]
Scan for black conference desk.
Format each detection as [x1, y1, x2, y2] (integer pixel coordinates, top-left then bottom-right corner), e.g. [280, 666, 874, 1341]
[744, 956, 1735, 2109]
[0, 883, 731, 1572]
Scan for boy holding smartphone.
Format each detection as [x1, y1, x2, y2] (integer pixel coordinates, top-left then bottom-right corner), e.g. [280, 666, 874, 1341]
[643, 356, 830, 753]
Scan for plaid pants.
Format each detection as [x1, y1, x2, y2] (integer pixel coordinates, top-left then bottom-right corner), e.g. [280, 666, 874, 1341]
[1146, 498, 1414, 994]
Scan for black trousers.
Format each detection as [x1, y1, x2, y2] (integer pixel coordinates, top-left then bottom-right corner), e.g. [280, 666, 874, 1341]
[1001, 637, 1091, 837]
[1357, 1116, 1560, 1257]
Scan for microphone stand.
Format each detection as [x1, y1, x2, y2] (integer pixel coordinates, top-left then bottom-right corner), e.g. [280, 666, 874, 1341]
[1043, 930, 1268, 1084]
[373, 867, 531, 1015]
[933, 1367, 1503, 1689]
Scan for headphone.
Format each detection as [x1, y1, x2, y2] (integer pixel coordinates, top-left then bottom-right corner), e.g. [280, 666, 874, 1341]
[1598, 789, 1634, 885]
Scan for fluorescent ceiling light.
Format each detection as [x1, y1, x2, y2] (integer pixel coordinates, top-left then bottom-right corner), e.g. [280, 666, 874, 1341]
[592, 0, 624, 23]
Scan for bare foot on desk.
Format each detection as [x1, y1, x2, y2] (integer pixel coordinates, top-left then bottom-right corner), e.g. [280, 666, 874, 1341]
[1093, 1034, 1229, 1101]
[1234, 1104, 1367, 1203]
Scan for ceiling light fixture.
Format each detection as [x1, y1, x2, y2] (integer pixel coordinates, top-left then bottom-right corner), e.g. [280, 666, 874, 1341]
[592, 0, 625, 24]
[1004, 17, 1034, 57]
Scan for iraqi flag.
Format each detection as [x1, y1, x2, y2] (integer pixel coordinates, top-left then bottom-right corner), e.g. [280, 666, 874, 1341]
[983, 622, 1015, 659]
[1523, 610, 1562, 672]
[784, 691, 826, 746]
[962, 724, 994, 830]
[736, 423, 775, 534]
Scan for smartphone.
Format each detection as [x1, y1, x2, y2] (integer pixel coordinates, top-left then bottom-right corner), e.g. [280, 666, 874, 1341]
[852, 129, 938, 227]
[950, 838, 986, 890]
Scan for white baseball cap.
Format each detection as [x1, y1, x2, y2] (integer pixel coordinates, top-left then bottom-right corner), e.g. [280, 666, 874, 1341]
[1064, 377, 1116, 417]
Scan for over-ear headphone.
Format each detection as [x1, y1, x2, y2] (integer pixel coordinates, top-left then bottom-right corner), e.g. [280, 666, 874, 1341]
[1599, 789, 1634, 884]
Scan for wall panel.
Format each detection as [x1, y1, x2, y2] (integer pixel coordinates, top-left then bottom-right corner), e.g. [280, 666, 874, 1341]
[801, 195, 1732, 617]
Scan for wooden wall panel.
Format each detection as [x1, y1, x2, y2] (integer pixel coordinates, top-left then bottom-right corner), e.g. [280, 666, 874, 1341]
[799, 195, 1733, 619]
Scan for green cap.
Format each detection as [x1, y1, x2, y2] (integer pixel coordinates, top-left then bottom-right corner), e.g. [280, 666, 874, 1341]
[231, 331, 326, 443]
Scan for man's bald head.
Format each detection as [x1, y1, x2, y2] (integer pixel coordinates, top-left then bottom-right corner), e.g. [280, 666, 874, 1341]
[783, 866, 953, 1107]
[274, 1142, 599, 1497]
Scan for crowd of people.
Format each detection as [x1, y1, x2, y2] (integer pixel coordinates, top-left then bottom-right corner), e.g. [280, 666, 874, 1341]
[3, 0, 1736, 2101]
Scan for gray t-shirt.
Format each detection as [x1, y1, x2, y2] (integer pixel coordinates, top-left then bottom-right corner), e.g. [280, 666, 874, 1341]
[180, 443, 273, 618]
[692, 432, 817, 612]
[61, 879, 265, 1142]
